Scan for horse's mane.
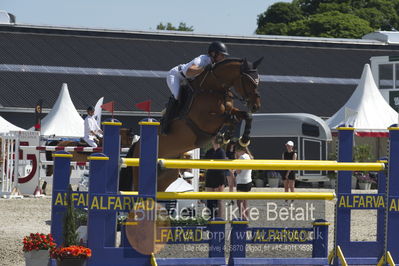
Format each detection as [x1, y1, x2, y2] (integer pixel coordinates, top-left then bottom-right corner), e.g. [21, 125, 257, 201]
[213, 58, 243, 69]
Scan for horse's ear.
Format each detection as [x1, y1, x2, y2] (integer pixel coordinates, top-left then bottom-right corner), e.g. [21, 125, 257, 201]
[243, 58, 249, 69]
[253, 56, 264, 69]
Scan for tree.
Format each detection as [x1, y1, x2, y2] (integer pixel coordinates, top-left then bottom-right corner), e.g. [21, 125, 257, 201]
[288, 11, 373, 38]
[256, 23, 288, 35]
[256, 0, 399, 38]
[257, 2, 303, 25]
[354, 8, 388, 29]
[156, 22, 194, 32]
[63, 185, 78, 247]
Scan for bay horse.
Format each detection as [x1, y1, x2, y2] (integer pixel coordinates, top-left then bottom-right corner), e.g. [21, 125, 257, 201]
[120, 57, 263, 192]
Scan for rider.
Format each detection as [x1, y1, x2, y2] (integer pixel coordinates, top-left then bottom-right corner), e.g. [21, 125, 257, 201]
[161, 41, 229, 134]
[83, 106, 103, 147]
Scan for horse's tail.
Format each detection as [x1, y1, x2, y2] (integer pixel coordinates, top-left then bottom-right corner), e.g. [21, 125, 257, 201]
[45, 140, 60, 176]
[118, 142, 137, 191]
[45, 140, 59, 161]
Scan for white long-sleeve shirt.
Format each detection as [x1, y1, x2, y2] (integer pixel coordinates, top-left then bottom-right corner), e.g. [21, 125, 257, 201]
[84, 115, 101, 140]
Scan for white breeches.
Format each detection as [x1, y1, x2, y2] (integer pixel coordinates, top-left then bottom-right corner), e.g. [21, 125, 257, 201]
[83, 136, 98, 147]
[166, 66, 182, 100]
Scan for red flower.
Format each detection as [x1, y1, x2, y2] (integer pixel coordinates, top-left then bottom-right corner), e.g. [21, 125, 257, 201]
[22, 233, 56, 252]
[50, 245, 92, 260]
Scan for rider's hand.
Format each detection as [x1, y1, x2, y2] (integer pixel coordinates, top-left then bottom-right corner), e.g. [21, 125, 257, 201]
[204, 64, 213, 72]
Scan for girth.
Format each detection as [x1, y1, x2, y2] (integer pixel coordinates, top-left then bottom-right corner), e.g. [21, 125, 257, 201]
[184, 117, 218, 147]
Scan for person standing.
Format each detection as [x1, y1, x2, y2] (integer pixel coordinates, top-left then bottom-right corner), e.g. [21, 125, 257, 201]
[204, 136, 227, 218]
[282, 141, 297, 196]
[235, 145, 253, 220]
[83, 106, 103, 147]
[225, 142, 236, 206]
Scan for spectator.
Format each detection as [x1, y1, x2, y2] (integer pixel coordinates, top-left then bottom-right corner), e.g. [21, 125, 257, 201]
[225, 142, 236, 206]
[282, 141, 297, 200]
[235, 145, 253, 220]
[204, 136, 226, 218]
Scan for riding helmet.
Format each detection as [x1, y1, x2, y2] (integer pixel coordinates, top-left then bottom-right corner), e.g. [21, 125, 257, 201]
[87, 106, 94, 112]
[208, 41, 229, 55]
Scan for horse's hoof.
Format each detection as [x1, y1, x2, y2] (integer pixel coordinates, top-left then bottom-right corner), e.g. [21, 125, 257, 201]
[239, 137, 250, 147]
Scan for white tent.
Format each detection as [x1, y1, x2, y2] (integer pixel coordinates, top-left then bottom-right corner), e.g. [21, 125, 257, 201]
[327, 64, 398, 137]
[40, 83, 84, 137]
[93, 97, 104, 127]
[0, 116, 25, 133]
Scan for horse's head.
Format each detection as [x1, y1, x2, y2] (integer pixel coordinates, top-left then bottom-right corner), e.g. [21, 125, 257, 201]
[236, 57, 263, 113]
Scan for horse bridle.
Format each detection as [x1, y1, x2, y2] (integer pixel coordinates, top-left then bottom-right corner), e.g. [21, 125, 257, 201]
[237, 71, 261, 102]
[200, 64, 260, 105]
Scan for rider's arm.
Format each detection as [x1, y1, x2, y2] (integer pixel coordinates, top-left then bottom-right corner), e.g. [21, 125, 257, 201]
[185, 64, 205, 78]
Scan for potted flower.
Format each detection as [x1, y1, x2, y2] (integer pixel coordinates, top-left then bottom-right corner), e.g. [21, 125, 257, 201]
[252, 170, 265, 187]
[355, 172, 375, 190]
[23, 233, 56, 266]
[51, 185, 92, 266]
[50, 245, 91, 266]
[75, 209, 88, 244]
[266, 170, 280, 188]
[353, 144, 374, 189]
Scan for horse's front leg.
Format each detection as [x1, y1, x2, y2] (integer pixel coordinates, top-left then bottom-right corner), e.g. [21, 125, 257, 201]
[231, 109, 252, 147]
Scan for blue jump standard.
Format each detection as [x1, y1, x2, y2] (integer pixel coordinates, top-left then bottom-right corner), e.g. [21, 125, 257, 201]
[49, 119, 399, 265]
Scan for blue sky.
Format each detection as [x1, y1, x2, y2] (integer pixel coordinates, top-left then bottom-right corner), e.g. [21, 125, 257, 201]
[2, 0, 289, 36]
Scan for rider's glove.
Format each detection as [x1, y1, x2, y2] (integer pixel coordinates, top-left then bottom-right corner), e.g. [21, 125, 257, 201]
[204, 64, 214, 72]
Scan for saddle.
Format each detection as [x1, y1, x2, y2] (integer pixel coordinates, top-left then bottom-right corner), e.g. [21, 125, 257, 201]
[161, 83, 194, 134]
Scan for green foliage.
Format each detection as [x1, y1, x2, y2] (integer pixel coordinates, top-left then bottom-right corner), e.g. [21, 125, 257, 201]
[353, 144, 374, 162]
[251, 170, 264, 180]
[257, 2, 303, 25]
[256, 23, 288, 35]
[157, 22, 194, 32]
[75, 209, 88, 227]
[317, 2, 353, 14]
[63, 185, 79, 247]
[328, 151, 337, 161]
[256, 0, 399, 38]
[292, 11, 373, 38]
[327, 171, 337, 179]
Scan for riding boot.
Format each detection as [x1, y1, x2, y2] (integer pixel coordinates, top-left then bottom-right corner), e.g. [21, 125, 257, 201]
[161, 96, 179, 135]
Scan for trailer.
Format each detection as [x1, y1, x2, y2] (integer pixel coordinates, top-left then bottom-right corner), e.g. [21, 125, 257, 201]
[240, 113, 332, 183]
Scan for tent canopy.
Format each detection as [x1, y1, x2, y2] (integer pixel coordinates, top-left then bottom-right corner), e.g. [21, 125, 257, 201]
[0, 116, 25, 133]
[327, 64, 398, 137]
[39, 83, 84, 137]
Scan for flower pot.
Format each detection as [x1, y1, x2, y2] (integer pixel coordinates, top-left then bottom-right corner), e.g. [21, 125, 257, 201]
[358, 182, 371, 190]
[268, 177, 279, 188]
[351, 175, 357, 189]
[24, 250, 49, 266]
[254, 178, 264, 187]
[56, 258, 86, 266]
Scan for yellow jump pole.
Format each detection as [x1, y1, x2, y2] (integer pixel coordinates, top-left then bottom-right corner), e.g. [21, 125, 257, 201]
[122, 158, 384, 171]
[120, 191, 336, 200]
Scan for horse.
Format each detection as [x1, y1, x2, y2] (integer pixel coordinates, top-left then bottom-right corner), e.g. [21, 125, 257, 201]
[120, 57, 263, 192]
